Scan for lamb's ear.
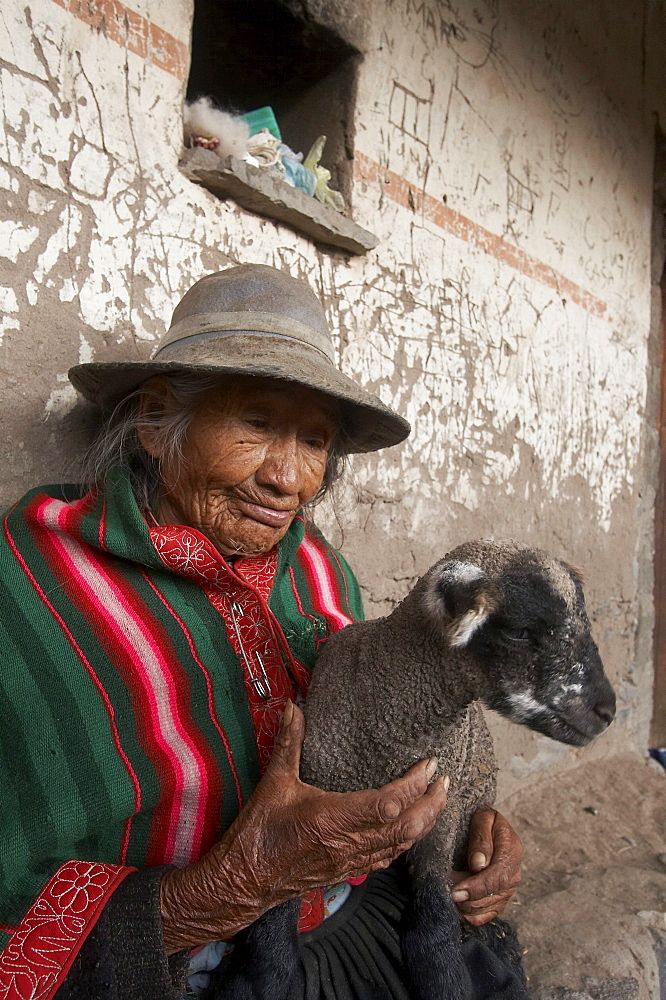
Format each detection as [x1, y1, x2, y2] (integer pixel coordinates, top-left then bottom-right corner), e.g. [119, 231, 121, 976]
[428, 561, 499, 648]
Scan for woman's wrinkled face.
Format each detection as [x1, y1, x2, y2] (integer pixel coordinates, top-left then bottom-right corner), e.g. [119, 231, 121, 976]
[140, 376, 339, 557]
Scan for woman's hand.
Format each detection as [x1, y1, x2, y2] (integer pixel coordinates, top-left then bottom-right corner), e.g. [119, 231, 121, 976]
[160, 702, 449, 953]
[450, 807, 523, 926]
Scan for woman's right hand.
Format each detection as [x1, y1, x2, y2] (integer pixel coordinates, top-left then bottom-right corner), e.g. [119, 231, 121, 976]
[160, 701, 449, 954]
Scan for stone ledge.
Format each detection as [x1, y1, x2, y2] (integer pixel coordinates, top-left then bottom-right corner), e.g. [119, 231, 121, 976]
[179, 148, 379, 256]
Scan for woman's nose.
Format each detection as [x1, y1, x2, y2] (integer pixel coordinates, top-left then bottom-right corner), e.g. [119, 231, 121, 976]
[255, 436, 301, 494]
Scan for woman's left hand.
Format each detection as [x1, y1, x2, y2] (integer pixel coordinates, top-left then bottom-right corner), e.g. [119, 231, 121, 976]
[449, 807, 523, 926]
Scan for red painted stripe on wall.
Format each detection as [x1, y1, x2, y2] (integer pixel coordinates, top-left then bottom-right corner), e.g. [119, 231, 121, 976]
[354, 151, 611, 321]
[49, 0, 188, 79]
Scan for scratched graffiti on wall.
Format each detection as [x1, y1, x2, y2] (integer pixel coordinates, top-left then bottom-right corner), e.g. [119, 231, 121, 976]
[0, 0, 651, 540]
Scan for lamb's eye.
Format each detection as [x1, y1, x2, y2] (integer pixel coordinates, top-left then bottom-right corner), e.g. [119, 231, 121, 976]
[504, 627, 530, 644]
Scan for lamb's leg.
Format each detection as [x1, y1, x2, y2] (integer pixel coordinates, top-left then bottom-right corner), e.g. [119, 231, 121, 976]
[402, 831, 530, 1000]
[400, 836, 472, 1000]
[208, 898, 300, 1000]
[401, 876, 470, 1000]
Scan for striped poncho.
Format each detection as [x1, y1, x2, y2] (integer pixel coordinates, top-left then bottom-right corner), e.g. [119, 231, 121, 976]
[0, 467, 363, 1000]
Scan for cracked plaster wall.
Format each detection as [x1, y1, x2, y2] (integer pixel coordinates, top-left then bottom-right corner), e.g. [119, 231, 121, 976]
[0, 0, 663, 798]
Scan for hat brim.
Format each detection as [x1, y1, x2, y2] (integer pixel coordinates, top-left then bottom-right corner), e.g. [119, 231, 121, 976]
[68, 333, 410, 455]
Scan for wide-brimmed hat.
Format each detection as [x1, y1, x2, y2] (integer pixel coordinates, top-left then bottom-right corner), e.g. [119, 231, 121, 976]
[68, 264, 410, 454]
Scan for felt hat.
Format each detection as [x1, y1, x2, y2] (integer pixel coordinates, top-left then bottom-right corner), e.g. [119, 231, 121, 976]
[68, 264, 410, 454]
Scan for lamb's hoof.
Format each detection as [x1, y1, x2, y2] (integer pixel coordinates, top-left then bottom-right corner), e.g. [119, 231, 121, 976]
[461, 917, 528, 987]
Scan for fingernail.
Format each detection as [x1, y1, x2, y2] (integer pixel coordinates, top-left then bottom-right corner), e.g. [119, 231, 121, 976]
[470, 851, 487, 870]
[443, 775, 450, 792]
[452, 890, 469, 902]
[382, 799, 401, 819]
[425, 757, 438, 779]
[283, 700, 294, 726]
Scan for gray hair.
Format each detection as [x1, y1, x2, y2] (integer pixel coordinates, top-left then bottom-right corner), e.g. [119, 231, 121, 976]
[80, 371, 348, 512]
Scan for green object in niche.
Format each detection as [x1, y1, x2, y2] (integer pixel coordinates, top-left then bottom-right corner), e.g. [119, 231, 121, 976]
[240, 107, 281, 141]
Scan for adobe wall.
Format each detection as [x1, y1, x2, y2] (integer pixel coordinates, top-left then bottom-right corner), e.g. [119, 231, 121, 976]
[0, 0, 664, 798]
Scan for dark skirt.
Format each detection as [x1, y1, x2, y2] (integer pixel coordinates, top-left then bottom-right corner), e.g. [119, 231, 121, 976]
[290, 868, 529, 1000]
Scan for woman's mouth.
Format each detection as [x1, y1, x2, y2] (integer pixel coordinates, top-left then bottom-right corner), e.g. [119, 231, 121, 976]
[234, 499, 296, 528]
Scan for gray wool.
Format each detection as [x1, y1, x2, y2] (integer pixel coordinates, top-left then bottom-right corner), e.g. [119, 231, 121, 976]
[300, 560, 497, 878]
[299, 538, 614, 885]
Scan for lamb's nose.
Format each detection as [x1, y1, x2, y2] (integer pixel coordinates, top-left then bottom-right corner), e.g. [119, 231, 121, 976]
[593, 696, 616, 727]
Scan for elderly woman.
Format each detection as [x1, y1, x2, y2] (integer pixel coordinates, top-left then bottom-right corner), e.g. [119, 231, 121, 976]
[0, 265, 523, 1000]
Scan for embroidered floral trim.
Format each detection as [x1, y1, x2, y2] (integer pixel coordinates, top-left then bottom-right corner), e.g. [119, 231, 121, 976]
[0, 861, 132, 1000]
[149, 525, 278, 595]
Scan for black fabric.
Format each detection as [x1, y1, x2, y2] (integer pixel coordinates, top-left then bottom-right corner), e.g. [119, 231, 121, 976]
[52, 865, 528, 1000]
[209, 868, 529, 1000]
[54, 867, 190, 1000]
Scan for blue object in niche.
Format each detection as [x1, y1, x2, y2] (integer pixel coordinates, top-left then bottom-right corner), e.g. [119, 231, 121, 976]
[280, 145, 317, 196]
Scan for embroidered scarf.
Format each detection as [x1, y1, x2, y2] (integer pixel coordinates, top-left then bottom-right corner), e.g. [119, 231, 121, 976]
[0, 467, 363, 999]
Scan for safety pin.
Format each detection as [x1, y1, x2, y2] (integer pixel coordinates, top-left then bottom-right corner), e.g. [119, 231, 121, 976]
[228, 600, 273, 700]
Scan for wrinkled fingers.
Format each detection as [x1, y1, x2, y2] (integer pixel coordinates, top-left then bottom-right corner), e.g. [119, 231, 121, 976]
[352, 758, 445, 825]
[384, 775, 449, 844]
[340, 775, 447, 856]
[336, 776, 448, 877]
[452, 880, 517, 925]
[451, 859, 521, 904]
[343, 839, 422, 878]
[460, 904, 504, 926]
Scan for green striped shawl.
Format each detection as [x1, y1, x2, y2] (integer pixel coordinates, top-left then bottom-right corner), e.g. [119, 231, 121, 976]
[0, 467, 363, 979]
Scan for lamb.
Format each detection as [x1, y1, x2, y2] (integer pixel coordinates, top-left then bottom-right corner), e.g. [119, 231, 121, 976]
[213, 539, 616, 1000]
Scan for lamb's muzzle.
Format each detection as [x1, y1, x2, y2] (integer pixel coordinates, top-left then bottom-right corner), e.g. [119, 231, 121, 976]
[501, 632, 616, 746]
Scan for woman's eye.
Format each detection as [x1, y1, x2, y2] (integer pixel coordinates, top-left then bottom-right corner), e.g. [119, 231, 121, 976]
[245, 416, 268, 430]
[300, 429, 330, 450]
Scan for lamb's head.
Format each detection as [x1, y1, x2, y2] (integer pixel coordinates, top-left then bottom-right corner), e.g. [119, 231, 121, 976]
[424, 540, 616, 747]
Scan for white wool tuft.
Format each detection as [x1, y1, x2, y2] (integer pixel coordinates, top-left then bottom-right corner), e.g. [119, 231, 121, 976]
[183, 97, 250, 158]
